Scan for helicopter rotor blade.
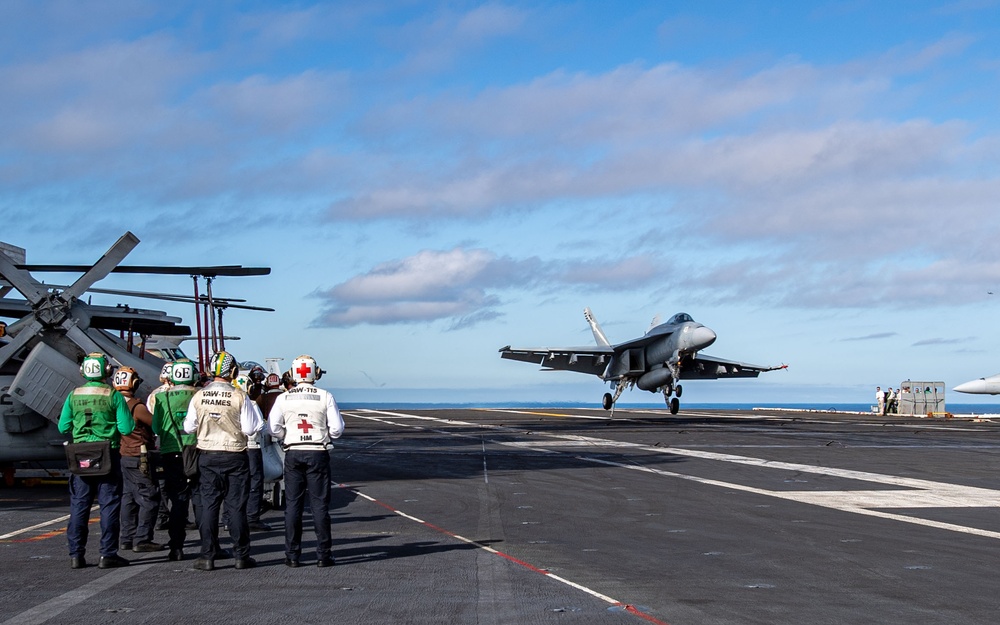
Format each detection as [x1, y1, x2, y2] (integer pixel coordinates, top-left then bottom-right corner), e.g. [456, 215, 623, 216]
[0, 248, 46, 304]
[63, 232, 140, 302]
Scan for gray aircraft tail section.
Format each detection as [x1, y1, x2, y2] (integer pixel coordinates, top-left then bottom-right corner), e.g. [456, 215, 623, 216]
[584, 307, 611, 347]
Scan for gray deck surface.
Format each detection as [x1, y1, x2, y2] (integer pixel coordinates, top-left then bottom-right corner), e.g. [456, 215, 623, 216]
[3, 407, 1000, 624]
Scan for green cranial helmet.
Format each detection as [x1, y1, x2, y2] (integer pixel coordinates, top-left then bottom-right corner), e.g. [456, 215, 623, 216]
[169, 359, 197, 385]
[80, 352, 111, 381]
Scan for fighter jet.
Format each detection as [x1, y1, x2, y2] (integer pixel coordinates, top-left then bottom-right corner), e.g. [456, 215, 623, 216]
[500, 308, 784, 414]
[953, 374, 1000, 395]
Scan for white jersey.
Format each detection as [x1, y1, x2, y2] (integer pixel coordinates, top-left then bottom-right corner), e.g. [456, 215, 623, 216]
[268, 383, 343, 451]
[146, 382, 171, 414]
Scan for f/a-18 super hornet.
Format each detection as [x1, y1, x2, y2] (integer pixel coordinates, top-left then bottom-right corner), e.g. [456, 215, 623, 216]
[0, 232, 270, 482]
[500, 308, 785, 414]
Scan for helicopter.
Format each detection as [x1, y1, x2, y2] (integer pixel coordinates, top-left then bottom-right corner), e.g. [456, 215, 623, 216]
[0, 232, 271, 484]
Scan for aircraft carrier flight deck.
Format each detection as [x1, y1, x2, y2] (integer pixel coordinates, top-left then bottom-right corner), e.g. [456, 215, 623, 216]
[3, 406, 1000, 625]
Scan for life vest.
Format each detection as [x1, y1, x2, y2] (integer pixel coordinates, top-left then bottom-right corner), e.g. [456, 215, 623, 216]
[67, 384, 119, 444]
[154, 385, 198, 453]
[192, 381, 248, 452]
[276, 384, 332, 451]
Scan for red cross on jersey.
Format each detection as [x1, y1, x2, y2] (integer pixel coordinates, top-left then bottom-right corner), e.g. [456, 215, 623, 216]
[297, 419, 313, 433]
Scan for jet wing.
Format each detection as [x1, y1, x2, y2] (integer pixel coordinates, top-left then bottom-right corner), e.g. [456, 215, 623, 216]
[499, 345, 614, 377]
[681, 354, 785, 380]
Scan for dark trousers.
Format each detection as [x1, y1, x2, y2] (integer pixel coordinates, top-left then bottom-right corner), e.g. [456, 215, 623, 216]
[67, 450, 123, 558]
[161, 453, 193, 550]
[120, 455, 161, 545]
[284, 449, 332, 560]
[247, 447, 264, 522]
[198, 451, 250, 559]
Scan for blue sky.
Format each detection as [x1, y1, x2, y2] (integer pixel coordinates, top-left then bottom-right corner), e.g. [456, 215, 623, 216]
[2, 1, 1000, 406]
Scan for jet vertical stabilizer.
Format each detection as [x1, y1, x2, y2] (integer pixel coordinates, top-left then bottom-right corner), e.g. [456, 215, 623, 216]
[584, 307, 611, 347]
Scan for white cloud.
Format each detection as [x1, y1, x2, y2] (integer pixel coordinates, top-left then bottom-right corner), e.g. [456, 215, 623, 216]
[313, 247, 663, 328]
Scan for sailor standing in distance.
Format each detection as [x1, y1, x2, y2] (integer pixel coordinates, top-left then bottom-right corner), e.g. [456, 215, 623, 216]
[268, 354, 344, 567]
[183, 351, 263, 571]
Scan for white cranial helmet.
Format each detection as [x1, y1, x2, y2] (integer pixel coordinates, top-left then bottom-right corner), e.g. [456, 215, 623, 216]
[290, 354, 322, 384]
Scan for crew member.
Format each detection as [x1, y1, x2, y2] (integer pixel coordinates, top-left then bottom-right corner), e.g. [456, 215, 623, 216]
[148, 361, 173, 531]
[184, 351, 263, 571]
[146, 362, 173, 413]
[151, 358, 199, 561]
[268, 355, 344, 568]
[115, 366, 163, 553]
[240, 367, 272, 532]
[58, 352, 134, 569]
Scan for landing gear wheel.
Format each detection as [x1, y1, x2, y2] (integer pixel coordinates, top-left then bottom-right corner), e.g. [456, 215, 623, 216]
[669, 397, 680, 415]
[602, 392, 614, 411]
[675, 384, 682, 398]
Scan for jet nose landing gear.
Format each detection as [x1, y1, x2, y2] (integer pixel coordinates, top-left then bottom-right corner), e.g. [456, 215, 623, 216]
[663, 386, 681, 414]
[602, 393, 614, 411]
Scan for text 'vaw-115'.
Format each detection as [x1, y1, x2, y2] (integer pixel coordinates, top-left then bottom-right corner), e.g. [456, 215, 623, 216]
[500, 308, 785, 414]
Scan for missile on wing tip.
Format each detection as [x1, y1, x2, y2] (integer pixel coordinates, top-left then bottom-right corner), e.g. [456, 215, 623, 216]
[953, 374, 1000, 395]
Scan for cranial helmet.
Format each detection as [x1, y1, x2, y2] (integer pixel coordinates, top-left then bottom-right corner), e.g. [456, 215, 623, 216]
[233, 373, 251, 392]
[170, 359, 197, 385]
[248, 365, 266, 385]
[112, 366, 142, 392]
[265, 373, 281, 390]
[80, 352, 112, 381]
[209, 351, 239, 379]
[290, 354, 322, 384]
[159, 362, 173, 383]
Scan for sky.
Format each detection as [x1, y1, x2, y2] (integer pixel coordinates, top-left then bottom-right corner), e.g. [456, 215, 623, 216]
[2, 0, 1000, 407]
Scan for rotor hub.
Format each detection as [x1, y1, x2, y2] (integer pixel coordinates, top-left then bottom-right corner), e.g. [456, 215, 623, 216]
[32, 292, 70, 327]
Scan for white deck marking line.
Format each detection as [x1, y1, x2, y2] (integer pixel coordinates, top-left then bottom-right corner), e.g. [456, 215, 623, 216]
[0, 506, 97, 540]
[352, 409, 1000, 540]
[0, 563, 154, 625]
[582, 456, 1000, 541]
[477, 408, 613, 420]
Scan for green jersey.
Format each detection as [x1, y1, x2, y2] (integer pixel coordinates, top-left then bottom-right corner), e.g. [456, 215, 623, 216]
[58, 382, 134, 448]
[152, 385, 198, 453]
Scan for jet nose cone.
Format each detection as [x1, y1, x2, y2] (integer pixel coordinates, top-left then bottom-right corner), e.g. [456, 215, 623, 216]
[691, 326, 717, 350]
[953, 379, 987, 394]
